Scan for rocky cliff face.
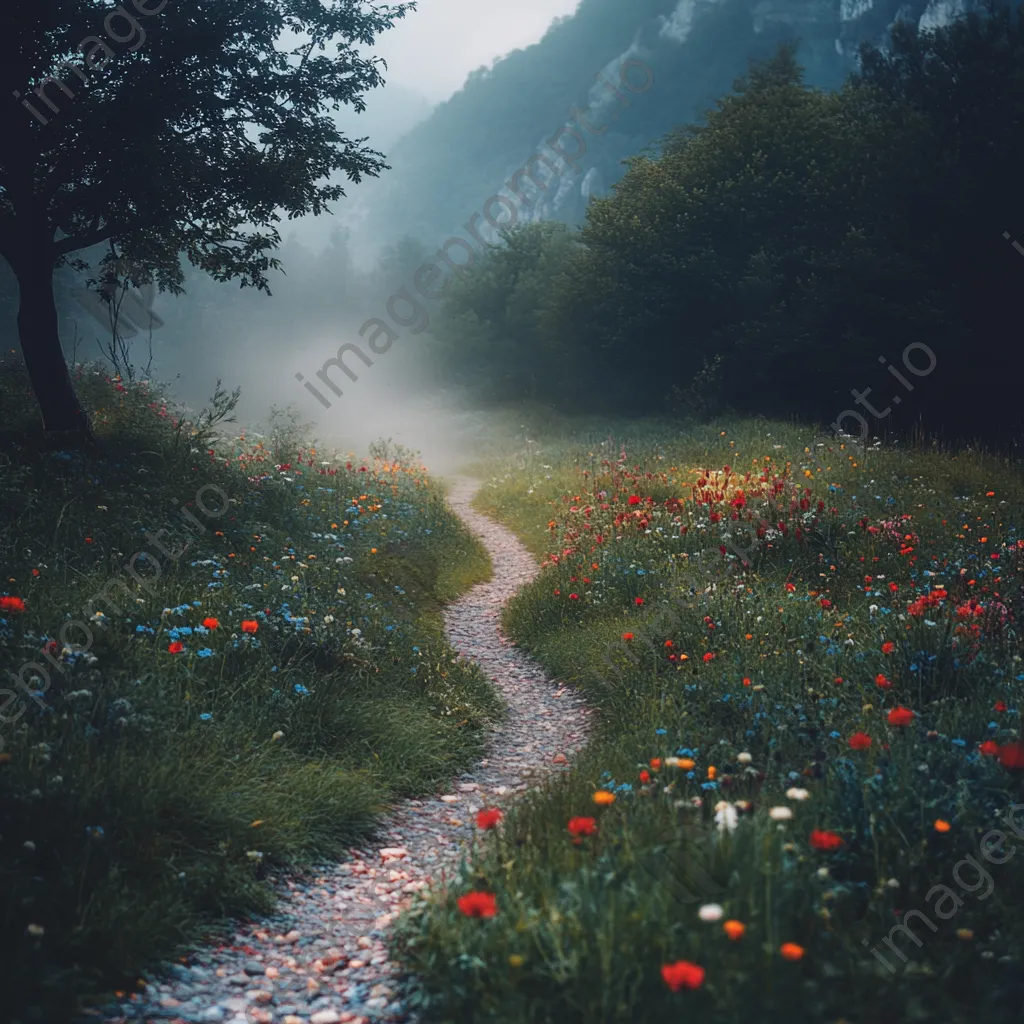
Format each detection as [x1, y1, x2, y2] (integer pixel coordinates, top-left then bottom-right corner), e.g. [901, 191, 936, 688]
[344, 0, 993, 259]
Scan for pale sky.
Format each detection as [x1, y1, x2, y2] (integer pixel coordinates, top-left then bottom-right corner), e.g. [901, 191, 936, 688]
[369, 0, 583, 104]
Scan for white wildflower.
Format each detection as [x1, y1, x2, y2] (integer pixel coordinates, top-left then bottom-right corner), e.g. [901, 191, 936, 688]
[698, 904, 724, 922]
[714, 802, 739, 833]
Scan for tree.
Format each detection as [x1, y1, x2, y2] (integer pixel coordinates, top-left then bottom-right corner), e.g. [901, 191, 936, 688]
[432, 222, 582, 403]
[546, 42, 946, 421]
[0, 0, 412, 435]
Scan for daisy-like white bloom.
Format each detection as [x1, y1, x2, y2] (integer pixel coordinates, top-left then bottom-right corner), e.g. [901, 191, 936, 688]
[769, 806, 793, 821]
[698, 904, 724, 922]
[714, 801, 739, 833]
[737, 752, 753, 764]
[785, 787, 810, 801]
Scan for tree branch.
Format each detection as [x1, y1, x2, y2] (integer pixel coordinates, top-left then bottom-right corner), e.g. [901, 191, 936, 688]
[54, 222, 118, 257]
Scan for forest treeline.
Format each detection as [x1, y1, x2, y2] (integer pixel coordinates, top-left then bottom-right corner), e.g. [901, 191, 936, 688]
[429, 7, 1024, 444]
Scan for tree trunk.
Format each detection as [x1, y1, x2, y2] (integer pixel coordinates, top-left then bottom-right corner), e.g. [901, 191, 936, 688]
[14, 245, 92, 437]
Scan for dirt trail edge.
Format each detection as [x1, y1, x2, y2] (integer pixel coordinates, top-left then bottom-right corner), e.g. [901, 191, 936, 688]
[99, 476, 592, 1024]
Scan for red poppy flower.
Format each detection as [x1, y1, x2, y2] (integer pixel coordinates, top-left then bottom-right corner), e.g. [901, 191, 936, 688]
[240, 620, 259, 634]
[0, 596, 26, 613]
[661, 960, 705, 992]
[628, 495, 641, 506]
[785, 583, 796, 592]
[202, 617, 219, 630]
[703, 652, 715, 663]
[567, 816, 597, 837]
[998, 742, 1024, 772]
[994, 701, 1008, 713]
[622, 632, 634, 641]
[820, 598, 832, 609]
[979, 740, 999, 756]
[476, 808, 503, 830]
[639, 770, 651, 783]
[848, 732, 872, 751]
[809, 829, 844, 851]
[456, 891, 497, 918]
[634, 597, 644, 607]
[875, 674, 892, 689]
[881, 642, 895, 654]
[168, 641, 184, 654]
[887, 707, 915, 727]
[569, 593, 579, 601]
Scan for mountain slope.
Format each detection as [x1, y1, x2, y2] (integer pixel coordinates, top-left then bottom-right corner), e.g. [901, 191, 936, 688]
[345, 0, 988, 255]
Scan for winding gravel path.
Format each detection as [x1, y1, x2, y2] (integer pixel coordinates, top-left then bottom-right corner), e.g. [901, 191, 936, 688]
[98, 477, 591, 1024]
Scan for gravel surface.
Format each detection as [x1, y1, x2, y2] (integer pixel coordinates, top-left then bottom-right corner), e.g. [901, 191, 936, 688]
[93, 477, 592, 1024]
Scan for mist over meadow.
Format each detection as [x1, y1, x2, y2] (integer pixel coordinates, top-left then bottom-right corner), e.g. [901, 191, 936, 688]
[6, 0, 1022, 456]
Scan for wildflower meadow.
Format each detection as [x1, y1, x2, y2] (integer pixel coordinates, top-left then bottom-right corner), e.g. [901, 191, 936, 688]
[0, 356, 501, 1022]
[393, 416, 1024, 1023]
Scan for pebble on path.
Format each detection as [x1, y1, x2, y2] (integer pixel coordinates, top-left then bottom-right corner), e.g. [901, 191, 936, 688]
[92, 477, 591, 1024]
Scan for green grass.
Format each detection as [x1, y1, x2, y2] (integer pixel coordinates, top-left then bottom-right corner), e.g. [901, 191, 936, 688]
[394, 414, 1024, 1024]
[0, 358, 500, 1023]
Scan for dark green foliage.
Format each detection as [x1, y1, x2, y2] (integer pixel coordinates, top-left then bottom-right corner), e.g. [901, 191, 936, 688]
[433, 7, 1024, 446]
[0, 0, 412, 431]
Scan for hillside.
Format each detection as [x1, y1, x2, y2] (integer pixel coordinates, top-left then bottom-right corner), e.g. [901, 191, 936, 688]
[345, 0, 986, 255]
